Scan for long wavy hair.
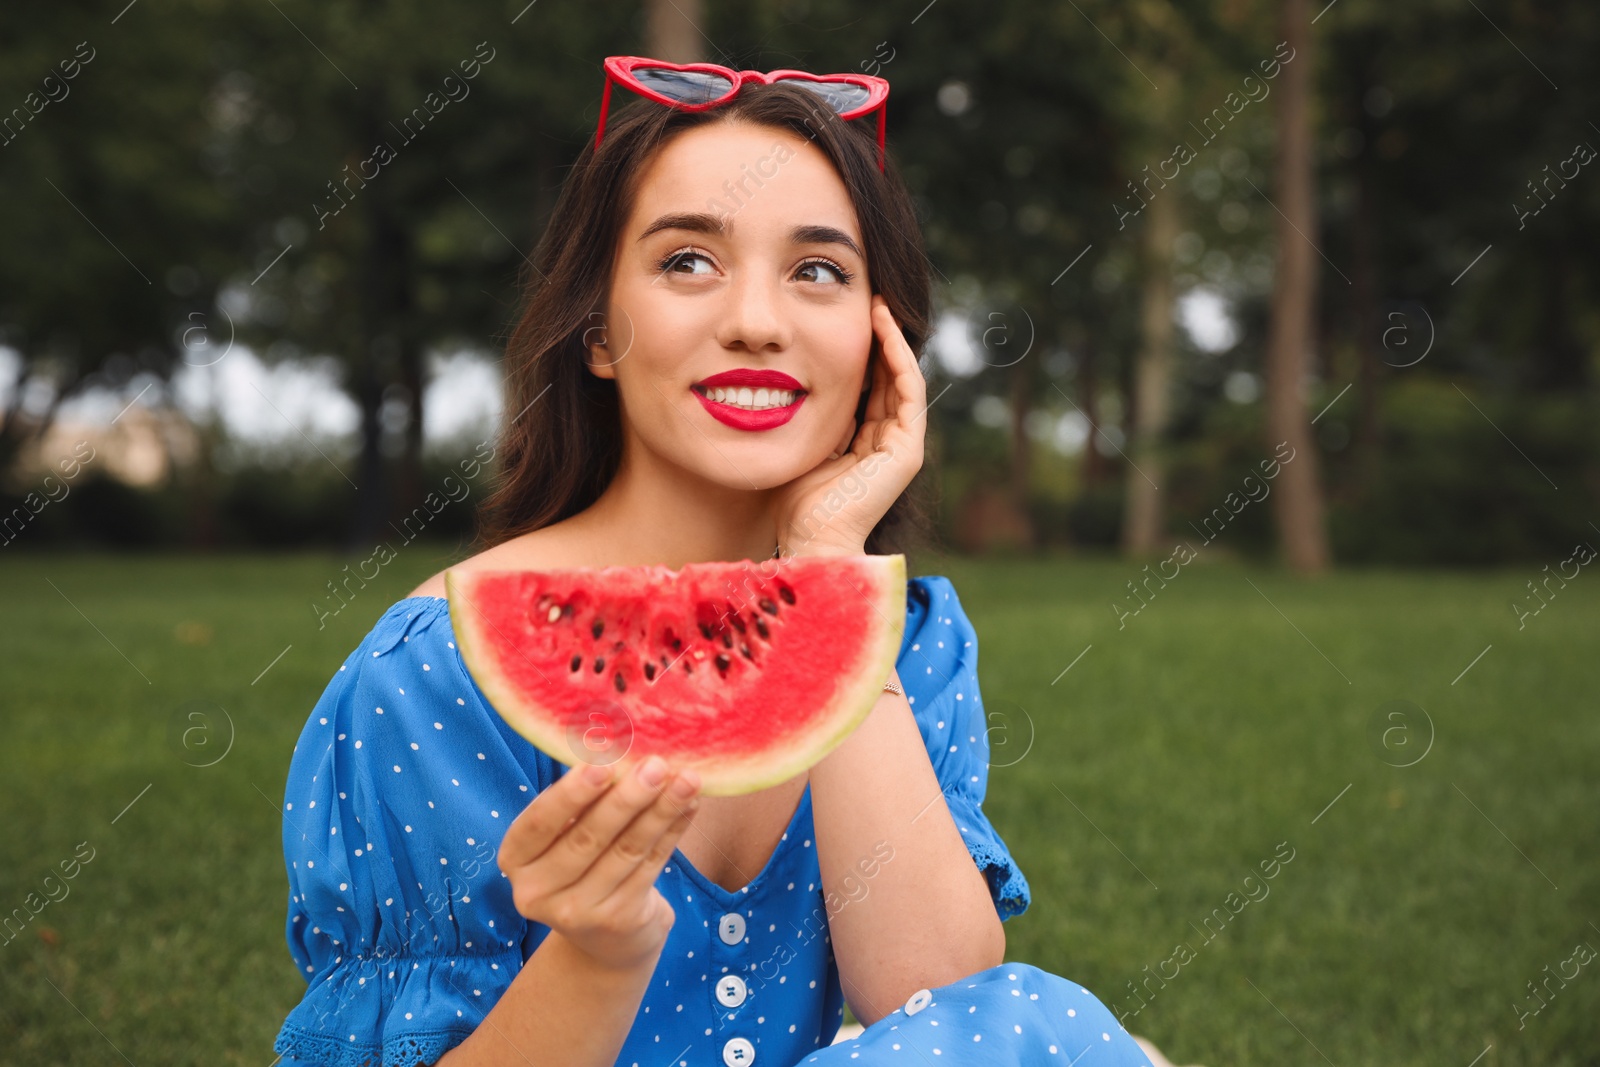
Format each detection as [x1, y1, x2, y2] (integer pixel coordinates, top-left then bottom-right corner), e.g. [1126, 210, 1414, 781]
[475, 80, 937, 560]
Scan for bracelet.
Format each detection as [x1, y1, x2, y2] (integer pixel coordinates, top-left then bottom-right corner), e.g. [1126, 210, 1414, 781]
[882, 678, 903, 697]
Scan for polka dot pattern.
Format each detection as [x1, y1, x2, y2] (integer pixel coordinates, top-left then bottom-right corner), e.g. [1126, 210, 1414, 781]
[798, 964, 1152, 1066]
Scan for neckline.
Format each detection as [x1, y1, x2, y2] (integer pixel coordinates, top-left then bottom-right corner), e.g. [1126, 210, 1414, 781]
[669, 780, 814, 902]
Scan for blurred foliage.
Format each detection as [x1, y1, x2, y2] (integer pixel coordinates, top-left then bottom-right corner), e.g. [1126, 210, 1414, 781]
[0, 454, 478, 551]
[0, 0, 1595, 563]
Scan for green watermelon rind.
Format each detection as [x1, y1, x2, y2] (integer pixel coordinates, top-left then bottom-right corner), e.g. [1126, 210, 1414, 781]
[445, 554, 907, 797]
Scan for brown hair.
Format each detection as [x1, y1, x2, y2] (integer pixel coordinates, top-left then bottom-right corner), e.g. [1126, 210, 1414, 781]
[476, 82, 936, 560]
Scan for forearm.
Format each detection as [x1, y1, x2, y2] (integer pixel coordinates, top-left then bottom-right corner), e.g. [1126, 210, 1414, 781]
[808, 669, 1006, 1025]
[434, 929, 657, 1067]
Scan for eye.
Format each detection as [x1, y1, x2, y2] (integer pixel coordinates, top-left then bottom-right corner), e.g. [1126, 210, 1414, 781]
[794, 258, 853, 286]
[658, 248, 717, 276]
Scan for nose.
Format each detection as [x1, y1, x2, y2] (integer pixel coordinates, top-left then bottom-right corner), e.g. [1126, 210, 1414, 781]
[714, 269, 791, 354]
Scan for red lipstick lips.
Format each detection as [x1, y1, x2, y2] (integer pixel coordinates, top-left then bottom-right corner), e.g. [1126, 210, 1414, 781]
[692, 369, 806, 431]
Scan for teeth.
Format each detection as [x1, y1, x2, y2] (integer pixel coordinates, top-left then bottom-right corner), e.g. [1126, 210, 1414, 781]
[701, 385, 799, 411]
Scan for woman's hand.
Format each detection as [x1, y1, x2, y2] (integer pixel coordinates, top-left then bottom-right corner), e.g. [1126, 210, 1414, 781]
[772, 294, 927, 558]
[497, 755, 701, 973]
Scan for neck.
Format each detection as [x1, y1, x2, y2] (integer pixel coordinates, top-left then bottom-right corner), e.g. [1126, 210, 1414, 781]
[574, 443, 781, 570]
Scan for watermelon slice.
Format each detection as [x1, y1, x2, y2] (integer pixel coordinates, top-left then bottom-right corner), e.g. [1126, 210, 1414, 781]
[446, 554, 906, 795]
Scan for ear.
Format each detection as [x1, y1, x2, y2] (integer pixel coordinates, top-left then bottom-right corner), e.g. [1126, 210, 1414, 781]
[581, 311, 616, 380]
[857, 317, 879, 397]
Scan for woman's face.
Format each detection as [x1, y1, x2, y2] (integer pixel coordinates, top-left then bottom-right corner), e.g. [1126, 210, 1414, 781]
[589, 120, 874, 491]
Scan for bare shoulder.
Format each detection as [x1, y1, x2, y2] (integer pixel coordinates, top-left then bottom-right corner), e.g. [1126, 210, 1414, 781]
[407, 527, 579, 600]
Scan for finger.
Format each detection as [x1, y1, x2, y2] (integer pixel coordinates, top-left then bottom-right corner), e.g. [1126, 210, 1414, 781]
[830, 414, 856, 459]
[519, 756, 673, 893]
[868, 345, 892, 427]
[863, 304, 892, 425]
[599, 796, 699, 908]
[585, 769, 701, 903]
[872, 301, 926, 428]
[499, 761, 618, 870]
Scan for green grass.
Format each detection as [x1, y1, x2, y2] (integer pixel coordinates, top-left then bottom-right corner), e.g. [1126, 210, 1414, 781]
[0, 550, 1594, 1065]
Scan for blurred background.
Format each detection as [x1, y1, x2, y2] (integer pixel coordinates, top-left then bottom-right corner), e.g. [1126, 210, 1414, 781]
[1, 0, 1595, 1064]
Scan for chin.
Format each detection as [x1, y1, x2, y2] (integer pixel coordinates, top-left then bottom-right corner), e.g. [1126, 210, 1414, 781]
[697, 451, 820, 492]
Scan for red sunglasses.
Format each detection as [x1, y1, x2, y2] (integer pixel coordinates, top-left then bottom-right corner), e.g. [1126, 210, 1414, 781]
[595, 55, 891, 172]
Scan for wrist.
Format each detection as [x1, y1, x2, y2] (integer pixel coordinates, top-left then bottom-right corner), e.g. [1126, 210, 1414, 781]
[781, 539, 866, 559]
[549, 927, 666, 981]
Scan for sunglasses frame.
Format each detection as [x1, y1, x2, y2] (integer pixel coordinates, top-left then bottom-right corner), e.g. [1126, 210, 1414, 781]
[596, 55, 890, 172]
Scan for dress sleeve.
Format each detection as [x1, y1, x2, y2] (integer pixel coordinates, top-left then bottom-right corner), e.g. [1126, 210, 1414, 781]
[273, 598, 563, 1067]
[895, 575, 1032, 922]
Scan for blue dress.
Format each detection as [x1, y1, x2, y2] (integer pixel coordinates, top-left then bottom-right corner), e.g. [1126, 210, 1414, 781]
[273, 575, 1153, 1067]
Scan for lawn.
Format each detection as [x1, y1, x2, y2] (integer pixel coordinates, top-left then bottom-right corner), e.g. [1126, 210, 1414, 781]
[0, 550, 1594, 1065]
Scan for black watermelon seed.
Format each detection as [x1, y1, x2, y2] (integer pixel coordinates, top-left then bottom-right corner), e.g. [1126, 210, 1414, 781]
[698, 622, 713, 640]
[569, 654, 582, 672]
[758, 597, 778, 616]
[715, 653, 731, 672]
[670, 636, 682, 651]
[613, 672, 626, 693]
[660, 654, 670, 667]
[730, 615, 747, 633]
[721, 631, 733, 648]
[591, 620, 605, 639]
[739, 643, 752, 660]
[754, 616, 769, 640]
[778, 585, 796, 604]
[644, 662, 656, 681]
[562, 603, 575, 617]
[593, 657, 606, 673]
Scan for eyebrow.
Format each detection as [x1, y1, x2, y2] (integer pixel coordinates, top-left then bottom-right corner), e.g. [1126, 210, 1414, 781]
[790, 224, 864, 261]
[638, 212, 727, 240]
[637, 214, 864, 260]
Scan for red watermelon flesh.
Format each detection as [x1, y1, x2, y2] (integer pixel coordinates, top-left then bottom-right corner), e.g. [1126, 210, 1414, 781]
[446, 554, 906, 795]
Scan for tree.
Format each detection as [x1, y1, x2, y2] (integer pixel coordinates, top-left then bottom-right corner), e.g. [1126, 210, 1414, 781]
[1263, 0, 1330, 572]
[1121, 186, 1178, 555]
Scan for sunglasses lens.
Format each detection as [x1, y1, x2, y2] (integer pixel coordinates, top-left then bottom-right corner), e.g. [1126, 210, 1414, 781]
[773, 78, 873, 114]
[632, 66, 735, 105]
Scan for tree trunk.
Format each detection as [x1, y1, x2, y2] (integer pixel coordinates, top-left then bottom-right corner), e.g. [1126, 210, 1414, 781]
[1346, 45, 1382, 496]
[1007, 355, 1037, 549]
[349, 357, 387, 551]
[1533, 235, 1586, 390]
[646, 0, 703, 62]
[397, 330, 424, 518]
[1077, 334, 1107, 488]
[1122, 187, 1177, 555]
[1265, 0, 1332, 573]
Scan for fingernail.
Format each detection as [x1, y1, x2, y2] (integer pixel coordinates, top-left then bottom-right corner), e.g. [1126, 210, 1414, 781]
[584, 763, 610, 786]
[672, 772, 698, 797]
[637, 755, 666, 786]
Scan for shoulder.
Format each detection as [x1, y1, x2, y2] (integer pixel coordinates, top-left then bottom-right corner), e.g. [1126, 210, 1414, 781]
[287, 591, 565, 808]
[297, 596, 487, 742]
[407, 525, 584, 599]
[896, 573, 978, 706]
[900, 574, 975, 654]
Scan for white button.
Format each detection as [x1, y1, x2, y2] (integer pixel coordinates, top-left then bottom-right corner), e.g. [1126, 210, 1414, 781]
[722, 1036, 756, 1065]
[720, 979, 748, 1011]
[716, 974, 748, 1007]
[718, 912, 747, 945]
[904, 988, 933, 1016]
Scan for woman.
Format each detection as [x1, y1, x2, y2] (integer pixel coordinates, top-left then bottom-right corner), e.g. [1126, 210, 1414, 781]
[273, 58, 1152, 1067]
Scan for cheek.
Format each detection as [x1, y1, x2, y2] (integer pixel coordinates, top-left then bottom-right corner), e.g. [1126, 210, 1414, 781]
[809, 311, 875, 396]
[605, 282, 699, 387]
